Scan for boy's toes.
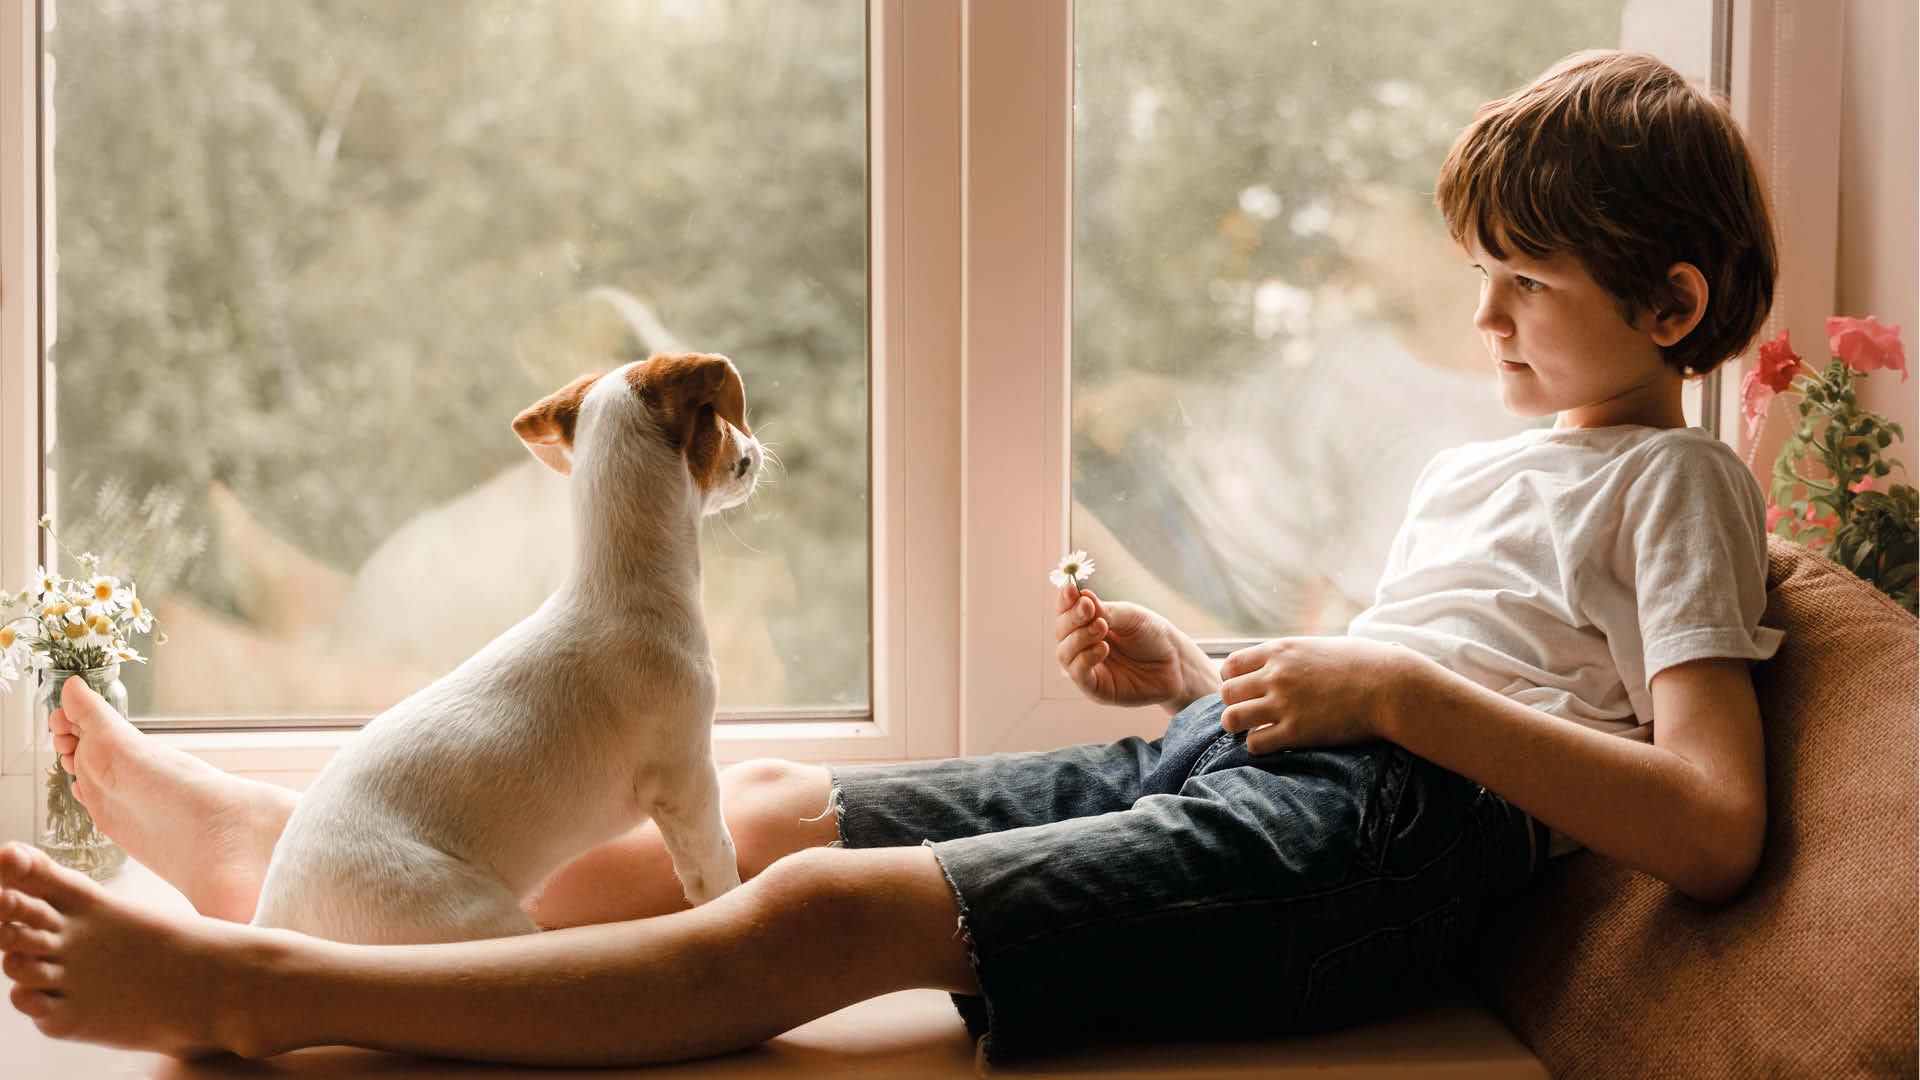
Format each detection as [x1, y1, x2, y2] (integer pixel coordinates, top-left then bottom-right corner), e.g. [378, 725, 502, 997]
[0, 888, 60, 932]
[57, 678, 116, 733]
[0, 842, 91, 911]
[9, 981, 55, 1020]
[0, 921, 59, 955]
[1, 949, 62, 988]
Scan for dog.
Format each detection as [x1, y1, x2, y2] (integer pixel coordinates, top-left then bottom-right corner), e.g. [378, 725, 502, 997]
[248, 352, 762, 944]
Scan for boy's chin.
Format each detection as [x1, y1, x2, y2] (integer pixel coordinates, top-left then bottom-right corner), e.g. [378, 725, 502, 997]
[1492, 387, 1554, 420]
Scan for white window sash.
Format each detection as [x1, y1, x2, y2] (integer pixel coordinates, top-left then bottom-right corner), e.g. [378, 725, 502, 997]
[2, 0, 45, 826]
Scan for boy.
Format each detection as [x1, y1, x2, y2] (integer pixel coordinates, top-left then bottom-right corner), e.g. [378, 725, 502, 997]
[0, 49, 1781, 1065]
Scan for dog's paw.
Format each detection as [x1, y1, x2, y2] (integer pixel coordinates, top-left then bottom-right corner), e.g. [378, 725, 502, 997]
[681, 866, 744, 907]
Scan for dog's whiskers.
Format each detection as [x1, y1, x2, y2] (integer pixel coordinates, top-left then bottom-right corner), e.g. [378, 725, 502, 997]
[718, 511, 767, 555]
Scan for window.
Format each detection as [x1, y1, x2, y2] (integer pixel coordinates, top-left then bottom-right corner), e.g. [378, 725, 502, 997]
[2, 2, 1775, 831]
[40, 0, 870, 724]
[954, 0, 1722, 756]
[1070, 0, 1717, 648]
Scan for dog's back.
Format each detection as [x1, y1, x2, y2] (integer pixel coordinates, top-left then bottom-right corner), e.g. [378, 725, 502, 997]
[249, 355, 759, 944]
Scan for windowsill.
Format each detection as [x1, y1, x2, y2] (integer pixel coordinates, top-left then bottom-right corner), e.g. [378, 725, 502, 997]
[151, 719, 898, 782]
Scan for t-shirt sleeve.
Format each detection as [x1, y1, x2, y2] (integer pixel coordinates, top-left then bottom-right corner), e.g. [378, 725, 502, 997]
[1614, 441, 1785, 679]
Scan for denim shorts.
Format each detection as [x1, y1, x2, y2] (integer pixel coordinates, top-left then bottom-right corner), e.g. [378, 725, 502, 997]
[828, 693, 1548, 1063]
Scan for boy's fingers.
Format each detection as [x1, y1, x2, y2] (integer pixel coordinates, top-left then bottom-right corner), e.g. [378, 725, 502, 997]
[1063, 641, 1110, 685]
[1055, 620, 1108, 667]
[1220, 697, 1268, 734]
[1218, 674, 1263, 711]
[1051, 601, 1091, 641]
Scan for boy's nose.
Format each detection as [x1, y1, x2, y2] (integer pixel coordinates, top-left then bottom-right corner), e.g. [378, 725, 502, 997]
[1473, 291, 1514, 337]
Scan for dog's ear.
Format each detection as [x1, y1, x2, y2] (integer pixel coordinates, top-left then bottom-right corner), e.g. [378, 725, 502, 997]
[630, 353, 749, 451]
[511, 372, 602, 476]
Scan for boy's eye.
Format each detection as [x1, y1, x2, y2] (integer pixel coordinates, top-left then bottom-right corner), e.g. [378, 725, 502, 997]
[1515, 276, 1545, 293]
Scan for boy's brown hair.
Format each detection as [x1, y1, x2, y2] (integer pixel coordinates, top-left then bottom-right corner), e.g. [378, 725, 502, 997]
[1435, 50, 1777, 377]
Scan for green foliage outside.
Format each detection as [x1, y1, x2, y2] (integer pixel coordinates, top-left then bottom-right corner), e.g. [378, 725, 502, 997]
[46, 0, 1644, 713]
[1071, 0, 1628, 636]
[48, 0, 868, 712]
[1073, 0, 1626, 384]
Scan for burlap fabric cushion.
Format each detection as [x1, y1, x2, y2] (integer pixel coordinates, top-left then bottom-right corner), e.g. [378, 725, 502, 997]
[1473, 536, 1918, 1078]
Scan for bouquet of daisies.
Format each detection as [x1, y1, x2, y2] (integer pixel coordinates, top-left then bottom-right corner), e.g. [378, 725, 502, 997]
[0, 516, 162, 690]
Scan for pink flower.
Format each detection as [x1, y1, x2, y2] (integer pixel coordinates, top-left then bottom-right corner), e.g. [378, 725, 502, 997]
[1741, 329, 1805, 441]
[1849, 476, 1877, 494]
[1826, 316, 1907, 381]
[1755, 329, 1805, 392]
[1766, 505, 1789, 531]
[1740, 369, 1773, 442]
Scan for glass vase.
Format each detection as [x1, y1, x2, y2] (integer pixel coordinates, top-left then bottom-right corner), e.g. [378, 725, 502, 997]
[33, 665, 129, 881]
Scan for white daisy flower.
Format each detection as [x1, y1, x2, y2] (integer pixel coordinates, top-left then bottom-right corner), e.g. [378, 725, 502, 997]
[1048, 550, 1096, 591]
[0, 625, 28, 680]
[86, 575, 124, 608]
[124, 587, 155, 633]
[32, 565, 59, 599]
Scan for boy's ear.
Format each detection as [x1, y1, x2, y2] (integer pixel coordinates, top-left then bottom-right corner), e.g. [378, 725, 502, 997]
[1648, 262, 1709, 348]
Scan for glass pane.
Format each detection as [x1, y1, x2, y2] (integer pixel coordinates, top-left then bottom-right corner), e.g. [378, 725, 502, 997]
[1072, 1, 1705, 642]
[45, 0, 869, 719]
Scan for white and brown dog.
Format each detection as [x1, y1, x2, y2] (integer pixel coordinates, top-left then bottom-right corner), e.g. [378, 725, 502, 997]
[249, 353, 761, 944]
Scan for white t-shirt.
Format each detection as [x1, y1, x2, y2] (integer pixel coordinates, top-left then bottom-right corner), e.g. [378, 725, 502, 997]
[1346, 425, 1784, 741]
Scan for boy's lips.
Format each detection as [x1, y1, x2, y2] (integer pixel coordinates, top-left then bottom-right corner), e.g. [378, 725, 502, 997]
[1497, 358, 1529, 371]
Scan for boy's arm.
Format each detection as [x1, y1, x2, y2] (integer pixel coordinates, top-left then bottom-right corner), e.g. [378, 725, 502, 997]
[1381, 651, 1766, 903]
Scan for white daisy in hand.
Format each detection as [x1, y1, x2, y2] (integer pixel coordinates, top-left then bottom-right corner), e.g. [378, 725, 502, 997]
[1048, 550, 1096, 591]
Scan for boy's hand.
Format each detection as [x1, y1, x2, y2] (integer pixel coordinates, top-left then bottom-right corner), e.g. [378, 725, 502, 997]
[1053, 584, 1217, 712]
[1219, 637, 1412, 754]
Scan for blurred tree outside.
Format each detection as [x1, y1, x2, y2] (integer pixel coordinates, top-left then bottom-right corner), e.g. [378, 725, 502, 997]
[46, 0, 869, 717]
[1071, 0, 1631, 639]
[44, 0, 1651, 719]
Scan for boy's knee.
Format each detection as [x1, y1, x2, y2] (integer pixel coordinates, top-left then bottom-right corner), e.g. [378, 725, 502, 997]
[747, 846, 923, 928]
[741, 847, 860, 927]
[742, 846, 977, 994]
[719, 759, 837, 876]
[719, 757, 814, 795]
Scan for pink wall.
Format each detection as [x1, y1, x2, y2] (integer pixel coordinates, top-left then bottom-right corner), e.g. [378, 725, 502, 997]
[1835, 0, 1918, 482]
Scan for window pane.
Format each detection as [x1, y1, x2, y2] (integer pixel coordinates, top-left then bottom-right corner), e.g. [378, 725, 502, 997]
[1072, 1, 1698, 642]
[46, 0, 869, 719]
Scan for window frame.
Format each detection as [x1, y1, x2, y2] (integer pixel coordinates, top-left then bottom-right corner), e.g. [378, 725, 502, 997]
[0, 0, 1834, 841]
[0, 0, 967, 816]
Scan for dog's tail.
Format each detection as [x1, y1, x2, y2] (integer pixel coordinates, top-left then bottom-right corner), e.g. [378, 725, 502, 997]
[589, 285, 689, 357]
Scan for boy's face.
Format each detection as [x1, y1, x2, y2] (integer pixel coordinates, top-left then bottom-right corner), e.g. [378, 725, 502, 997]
[1465, 239, 1685, 429]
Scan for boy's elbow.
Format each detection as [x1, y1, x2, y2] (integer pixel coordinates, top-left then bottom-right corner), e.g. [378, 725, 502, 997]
[1676, 802, 1766, 904]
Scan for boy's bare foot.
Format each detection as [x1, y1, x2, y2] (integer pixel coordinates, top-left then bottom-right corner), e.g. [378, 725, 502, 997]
[49, 677, 293, 922]
[0, 841, 249, 1058]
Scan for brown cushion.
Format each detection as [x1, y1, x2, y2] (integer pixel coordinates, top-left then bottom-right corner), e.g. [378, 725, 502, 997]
[1473, 536, 1918, 1078]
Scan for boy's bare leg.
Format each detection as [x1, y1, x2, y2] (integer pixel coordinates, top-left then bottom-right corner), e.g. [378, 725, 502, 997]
[47, 678, 293, 923]
[525, 759, 840, 928]
[53, 676, 841, 928]
[1, 840, 976, 1065]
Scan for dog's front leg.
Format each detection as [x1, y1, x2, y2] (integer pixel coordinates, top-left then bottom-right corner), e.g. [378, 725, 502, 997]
[650, 760, 742, 906]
